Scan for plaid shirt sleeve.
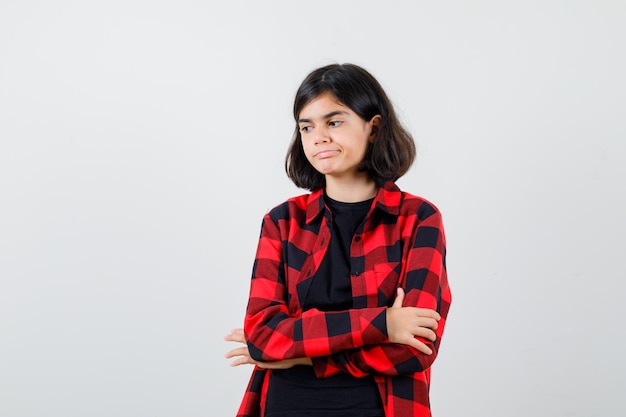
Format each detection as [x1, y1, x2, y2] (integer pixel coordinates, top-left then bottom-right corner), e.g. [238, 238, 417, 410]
[311, 198, 451, 378]
[244, 203, 390, 362]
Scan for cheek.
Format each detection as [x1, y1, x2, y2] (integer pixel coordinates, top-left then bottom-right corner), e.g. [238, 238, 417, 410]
[350, 140, 370, 160]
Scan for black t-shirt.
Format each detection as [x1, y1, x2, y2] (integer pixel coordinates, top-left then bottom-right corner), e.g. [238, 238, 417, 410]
[265, 195, 384, 417]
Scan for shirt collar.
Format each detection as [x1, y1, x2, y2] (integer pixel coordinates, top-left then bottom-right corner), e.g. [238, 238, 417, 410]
[305, 181, 401, 224]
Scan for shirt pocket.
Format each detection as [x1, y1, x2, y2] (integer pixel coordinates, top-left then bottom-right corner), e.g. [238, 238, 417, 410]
[374, 262, 401, 307]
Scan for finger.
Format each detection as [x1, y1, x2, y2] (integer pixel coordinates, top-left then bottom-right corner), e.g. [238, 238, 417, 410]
[412, 326, 437, 342]
[224, 328, 246, 343]
[224, 346, 249, 359]
[391, 287, 405, 308]
[407, 338, 433, 355]
[224, 333, 245, 343]
[230, 356, 256, 367]
[415, 317, 439, 331]
[227, 328, 245, 338]
[414, 308, 441, 320]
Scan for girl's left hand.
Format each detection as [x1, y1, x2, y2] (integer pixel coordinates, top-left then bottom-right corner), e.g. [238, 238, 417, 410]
[224, 328, 312, 369]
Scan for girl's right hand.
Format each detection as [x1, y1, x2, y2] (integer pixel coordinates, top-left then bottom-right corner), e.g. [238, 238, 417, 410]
[386, 288, 440, 355]
[224, 328, 312, 369]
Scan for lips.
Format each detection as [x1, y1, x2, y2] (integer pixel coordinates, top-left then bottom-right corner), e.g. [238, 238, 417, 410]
[315, 149, 339, 159]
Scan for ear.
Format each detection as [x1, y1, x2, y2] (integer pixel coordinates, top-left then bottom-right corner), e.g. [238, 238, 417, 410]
[368, 115, 381, 142]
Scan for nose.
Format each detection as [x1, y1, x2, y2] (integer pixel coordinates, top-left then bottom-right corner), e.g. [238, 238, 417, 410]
[314, 125, 330, 144]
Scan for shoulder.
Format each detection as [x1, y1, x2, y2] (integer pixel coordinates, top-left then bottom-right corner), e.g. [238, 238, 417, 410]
[381, 182, 442, 222]
[399, 191, 442, 222]
[265, 192, 312, 223]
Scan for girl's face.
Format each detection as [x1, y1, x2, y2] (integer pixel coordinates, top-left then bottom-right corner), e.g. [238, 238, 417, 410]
[297, 92, 380, 181]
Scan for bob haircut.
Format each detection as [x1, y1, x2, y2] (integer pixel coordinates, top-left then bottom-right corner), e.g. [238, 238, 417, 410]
[285, 63, 416, 191]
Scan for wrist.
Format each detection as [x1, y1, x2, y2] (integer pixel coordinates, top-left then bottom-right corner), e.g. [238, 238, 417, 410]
[298, 357, 313, 366]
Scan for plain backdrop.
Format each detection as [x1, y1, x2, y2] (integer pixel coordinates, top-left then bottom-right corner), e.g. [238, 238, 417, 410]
[1, 1, 625, 416]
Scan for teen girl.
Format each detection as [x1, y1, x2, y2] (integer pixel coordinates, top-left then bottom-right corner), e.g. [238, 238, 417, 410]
[225, 63, 451, 417]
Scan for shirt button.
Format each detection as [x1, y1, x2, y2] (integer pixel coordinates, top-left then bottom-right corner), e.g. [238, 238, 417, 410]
[354, 236, 362, 242]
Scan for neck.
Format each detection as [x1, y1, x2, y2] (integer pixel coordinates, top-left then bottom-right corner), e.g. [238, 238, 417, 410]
[324, 176, 378, 203]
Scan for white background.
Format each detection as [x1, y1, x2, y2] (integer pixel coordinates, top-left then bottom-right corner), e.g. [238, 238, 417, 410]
[1, 1, 625, 416]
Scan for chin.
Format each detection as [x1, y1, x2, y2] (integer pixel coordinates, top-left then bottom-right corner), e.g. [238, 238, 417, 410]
[313, 165, 334, 175]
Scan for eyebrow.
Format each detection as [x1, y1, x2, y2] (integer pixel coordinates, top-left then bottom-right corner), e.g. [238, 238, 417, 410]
[298, 110, 349, 124]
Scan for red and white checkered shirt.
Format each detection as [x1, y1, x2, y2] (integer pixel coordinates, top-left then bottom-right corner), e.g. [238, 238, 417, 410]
[237, 181, 452, 417]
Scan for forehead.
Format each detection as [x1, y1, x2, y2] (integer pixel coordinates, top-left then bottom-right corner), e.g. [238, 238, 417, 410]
[298, 92, 350, 119]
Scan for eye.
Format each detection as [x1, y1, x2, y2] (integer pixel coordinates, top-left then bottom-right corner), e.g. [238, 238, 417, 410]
[299, 125, 312, 133]
[329, 120, 343, 127]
